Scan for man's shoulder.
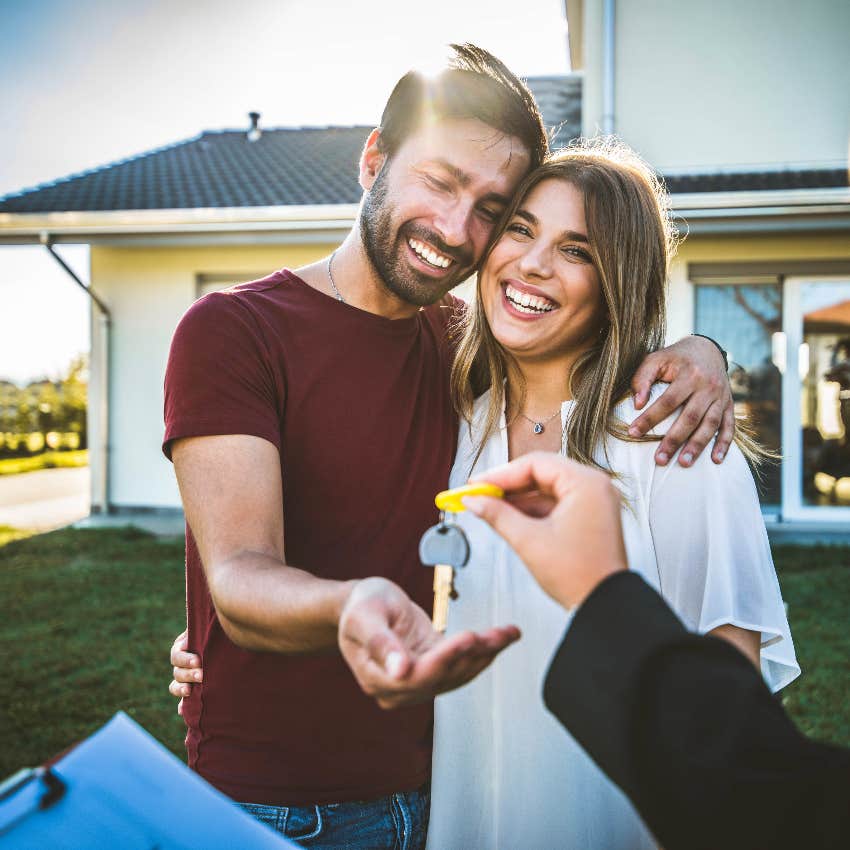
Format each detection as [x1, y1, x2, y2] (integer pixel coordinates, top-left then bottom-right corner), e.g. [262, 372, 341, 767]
[422, 292, 467, 322]
[179, 269, 295, 329]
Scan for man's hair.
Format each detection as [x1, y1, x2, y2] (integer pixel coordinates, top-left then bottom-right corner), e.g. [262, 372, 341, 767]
[377, 43, 548, 170]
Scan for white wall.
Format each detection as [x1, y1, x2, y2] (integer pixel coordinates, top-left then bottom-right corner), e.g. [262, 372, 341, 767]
[90, 243, 335, 509]
[583, 0, 850, 171]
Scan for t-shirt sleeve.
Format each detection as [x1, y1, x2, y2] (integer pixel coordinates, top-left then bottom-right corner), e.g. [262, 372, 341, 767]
[163, 292, 283, 460]
[645, 419, 800, 693]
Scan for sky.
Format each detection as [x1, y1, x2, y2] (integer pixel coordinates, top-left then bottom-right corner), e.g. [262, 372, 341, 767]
[0, 0, 569, 384]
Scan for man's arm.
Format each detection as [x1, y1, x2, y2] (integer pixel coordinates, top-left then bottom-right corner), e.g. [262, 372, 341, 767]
[630, 335, 733, 467]
[463, 453, 850, 850]
[173, 433, 348, 653]
[172, 433, 520, 707]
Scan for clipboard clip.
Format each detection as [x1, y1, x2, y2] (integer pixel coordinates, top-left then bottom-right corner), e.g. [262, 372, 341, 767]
[0, 766, 67, 835]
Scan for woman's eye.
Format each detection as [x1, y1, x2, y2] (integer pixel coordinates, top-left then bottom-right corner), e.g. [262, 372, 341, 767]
[507, 222, 531, 237]
[563, 246, 592, 261]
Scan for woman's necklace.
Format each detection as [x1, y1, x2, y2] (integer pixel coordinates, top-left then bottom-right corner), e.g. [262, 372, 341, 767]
[517, 407, 562, 435]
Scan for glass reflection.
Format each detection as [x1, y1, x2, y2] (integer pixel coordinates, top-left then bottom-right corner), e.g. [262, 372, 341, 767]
[801, 282, 850, 506]
[694, 284, 782, 507]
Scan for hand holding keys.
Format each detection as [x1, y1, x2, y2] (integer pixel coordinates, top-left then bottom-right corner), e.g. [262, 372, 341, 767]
[419, 483, 504, 632]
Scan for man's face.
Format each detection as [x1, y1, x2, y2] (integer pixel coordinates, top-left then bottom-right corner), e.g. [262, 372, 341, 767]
[360, 118, 531, 307]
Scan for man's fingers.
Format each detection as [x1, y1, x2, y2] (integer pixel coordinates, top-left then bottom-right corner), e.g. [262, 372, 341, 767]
[628, 381, 687, 441]
[630, 351, 666, 410]
[363, 628, 412, 680]
[169, 679, 192, 699]
[651, 394, 707, 464]
[676, 399, 725, 467]
[173, 664, 202, 684]
[713, 399, 735, 463]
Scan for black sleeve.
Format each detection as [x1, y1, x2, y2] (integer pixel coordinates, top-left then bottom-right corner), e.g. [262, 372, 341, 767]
[543, 571, 850, 850]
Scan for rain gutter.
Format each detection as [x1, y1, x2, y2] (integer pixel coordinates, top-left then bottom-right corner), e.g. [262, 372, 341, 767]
[40, 234, 110, 515]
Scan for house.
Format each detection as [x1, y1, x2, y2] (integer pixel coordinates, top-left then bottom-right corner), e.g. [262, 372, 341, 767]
[0, 77, 580, 519]
[568, 0, 850, 527]
[1, 0, 848, 531]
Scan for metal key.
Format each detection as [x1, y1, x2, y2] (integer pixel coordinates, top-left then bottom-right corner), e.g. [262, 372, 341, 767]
[419, 512, 470, 633]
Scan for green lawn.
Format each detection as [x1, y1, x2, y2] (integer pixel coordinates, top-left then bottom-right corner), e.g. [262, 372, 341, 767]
[0, 449, 89, 476]
[0, 528, 847, 781]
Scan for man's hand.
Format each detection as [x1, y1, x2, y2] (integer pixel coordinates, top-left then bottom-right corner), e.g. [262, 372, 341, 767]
[338, 577, 520, 709]
[169, 629, 202, 716]
[462, 452, 628, 610]
[629, 336, 733, 467]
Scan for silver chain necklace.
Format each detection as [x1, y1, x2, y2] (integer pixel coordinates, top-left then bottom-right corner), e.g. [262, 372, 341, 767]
[518, 407, 562, 435]
[326, 249, 347, 304]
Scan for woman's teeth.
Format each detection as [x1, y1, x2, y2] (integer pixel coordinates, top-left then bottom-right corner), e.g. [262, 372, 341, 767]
[505, 284, 556, 314]
[408, 238, 452, 269]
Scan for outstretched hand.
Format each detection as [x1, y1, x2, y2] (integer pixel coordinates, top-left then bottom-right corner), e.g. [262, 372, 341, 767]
[338, 577, 520, 709]
[630, 336, 733, 467]
[463, 452, 628, 611]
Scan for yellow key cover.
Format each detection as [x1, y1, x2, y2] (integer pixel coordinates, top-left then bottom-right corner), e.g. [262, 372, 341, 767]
[435, 483, 504, 513]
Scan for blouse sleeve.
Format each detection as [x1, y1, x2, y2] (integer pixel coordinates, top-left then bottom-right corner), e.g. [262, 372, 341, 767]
[646, 437, 800, 693]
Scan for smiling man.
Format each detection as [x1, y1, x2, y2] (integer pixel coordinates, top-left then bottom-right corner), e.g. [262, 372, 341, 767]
[163, 45, 733, 848]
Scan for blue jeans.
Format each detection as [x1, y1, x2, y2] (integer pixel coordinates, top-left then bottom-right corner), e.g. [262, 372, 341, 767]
[238, 784, 429, 849]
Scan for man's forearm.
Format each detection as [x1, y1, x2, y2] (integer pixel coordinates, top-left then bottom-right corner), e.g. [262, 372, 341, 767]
[208, 551, 357, 653]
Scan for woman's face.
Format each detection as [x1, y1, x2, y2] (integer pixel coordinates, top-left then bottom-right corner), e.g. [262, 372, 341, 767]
[479, 178, 605, 366]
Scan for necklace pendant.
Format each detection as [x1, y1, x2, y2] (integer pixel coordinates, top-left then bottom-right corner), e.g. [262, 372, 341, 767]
[533, 422, 544, 435]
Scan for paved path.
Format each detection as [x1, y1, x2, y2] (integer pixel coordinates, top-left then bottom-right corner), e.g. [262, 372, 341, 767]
[0, 466, 90, 531]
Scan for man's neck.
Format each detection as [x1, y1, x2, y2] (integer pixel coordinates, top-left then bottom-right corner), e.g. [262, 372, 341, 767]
[295, 231, 421, 321]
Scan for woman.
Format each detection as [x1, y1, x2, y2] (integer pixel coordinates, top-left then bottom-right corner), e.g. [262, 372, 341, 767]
[172, 139, 799, 848]
[424, 139, 799, 849]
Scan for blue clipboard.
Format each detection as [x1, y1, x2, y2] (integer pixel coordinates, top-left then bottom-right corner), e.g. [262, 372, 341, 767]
[0, 711, 298, 848]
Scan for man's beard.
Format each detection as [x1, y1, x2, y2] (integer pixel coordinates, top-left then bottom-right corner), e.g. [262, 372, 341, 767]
[359, 167, 473, 307]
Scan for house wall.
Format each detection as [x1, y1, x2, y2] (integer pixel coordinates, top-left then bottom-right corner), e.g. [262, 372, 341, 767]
[667, 232, 850, 342]
[582, 0, 850, 171]
[89, 243, 336, 510]
[87, 231, 850, 513]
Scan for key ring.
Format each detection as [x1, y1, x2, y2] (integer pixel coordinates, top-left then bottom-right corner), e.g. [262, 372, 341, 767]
[434, 483, 504, 514]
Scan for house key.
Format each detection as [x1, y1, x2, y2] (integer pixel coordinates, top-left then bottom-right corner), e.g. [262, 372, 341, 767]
[419, 513, 469, 633]
[419, 483, 504, 632]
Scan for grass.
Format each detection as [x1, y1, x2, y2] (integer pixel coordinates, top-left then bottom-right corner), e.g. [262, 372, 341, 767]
[774, 545, 850, 745]
[0, 527, 187, 778]
[0, 449, 89, 476]
[0, 529, 847, 781]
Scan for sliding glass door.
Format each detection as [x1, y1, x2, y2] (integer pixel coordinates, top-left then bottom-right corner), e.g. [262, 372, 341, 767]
[694, 276, 850, 524]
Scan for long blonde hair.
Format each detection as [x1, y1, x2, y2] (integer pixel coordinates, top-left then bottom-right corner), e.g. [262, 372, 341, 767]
[451, 138, 763, 473]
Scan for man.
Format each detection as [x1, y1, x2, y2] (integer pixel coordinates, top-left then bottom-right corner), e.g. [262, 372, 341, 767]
[465, 453, 850, 850]
[164, 44, 733, 847]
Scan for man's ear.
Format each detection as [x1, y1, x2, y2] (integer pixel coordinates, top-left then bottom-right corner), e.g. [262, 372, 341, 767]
[359, 128, 386, 191]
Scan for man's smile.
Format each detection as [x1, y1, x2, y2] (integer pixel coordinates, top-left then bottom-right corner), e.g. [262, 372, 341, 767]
[407, 237, 454, 270]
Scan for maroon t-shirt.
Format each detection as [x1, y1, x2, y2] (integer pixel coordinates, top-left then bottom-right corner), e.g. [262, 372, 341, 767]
[163, 269, 461, 805]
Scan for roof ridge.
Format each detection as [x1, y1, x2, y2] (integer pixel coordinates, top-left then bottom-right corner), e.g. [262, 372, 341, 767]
[201, 124, 374, 136]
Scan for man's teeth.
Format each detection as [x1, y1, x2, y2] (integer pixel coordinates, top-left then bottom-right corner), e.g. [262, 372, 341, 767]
[505, 284, 556, 314]
[408, 238, 452, 269]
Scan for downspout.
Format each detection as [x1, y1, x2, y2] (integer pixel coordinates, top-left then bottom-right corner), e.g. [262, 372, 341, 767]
[601, 0, 616, 134]
[40, 234, 111, 515]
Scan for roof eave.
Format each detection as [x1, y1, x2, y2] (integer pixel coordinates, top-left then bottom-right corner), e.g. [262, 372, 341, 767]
[0, 203, 361, 245]
[671, 187, 850, 235]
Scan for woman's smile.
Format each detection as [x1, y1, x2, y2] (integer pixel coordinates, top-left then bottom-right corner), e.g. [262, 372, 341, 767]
[481, 178, 604, 364]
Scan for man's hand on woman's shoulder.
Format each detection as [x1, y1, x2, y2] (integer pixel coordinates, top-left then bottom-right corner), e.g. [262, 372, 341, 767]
[628, 335, 733, 468]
